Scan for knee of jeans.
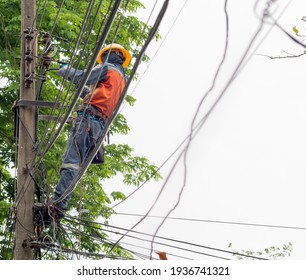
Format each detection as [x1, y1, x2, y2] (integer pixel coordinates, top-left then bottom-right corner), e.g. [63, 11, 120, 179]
[60, 163, 80, 170]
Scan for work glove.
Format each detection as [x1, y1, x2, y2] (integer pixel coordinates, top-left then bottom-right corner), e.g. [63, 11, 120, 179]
[80, 86, 90, 99]
[58, 64, 69, 77]
[59, 63, 68, 69]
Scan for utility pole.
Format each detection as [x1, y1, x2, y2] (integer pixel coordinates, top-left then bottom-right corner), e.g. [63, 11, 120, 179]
[14, 0, 37, 260]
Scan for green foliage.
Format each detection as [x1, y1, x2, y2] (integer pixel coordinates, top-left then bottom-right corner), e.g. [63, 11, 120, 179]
[293, 26, 299, 34]
[0, 0, 161, 259]
[228, 242, 293, 260]
[125, 94, 136, 107]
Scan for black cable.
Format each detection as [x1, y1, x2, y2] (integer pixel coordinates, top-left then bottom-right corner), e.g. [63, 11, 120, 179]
[62, 223, 148, 260]
[64, 214, 268, 260]
[115, 212, 306, 231]
[63, 217, 228, 260]
[273, 20, 306, 49]
[112, 0, 190, 210]
[62, 217, 189, 260]
[108, 1, 281, 260]
[42, 0, 123, 159]
[34, 0, 106, 200]
[111, 0, 295, 213]
[148, 0, 229, 259]
[33, 0, 97, 158]
[125, 0, 189, 111]
[14, 0, 104, 206]
[54, 0, 169, 206]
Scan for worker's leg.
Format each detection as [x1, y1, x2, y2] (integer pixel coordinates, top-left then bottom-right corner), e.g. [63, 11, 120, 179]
[54, 115, 90, 208]
[53, 114, 103, 209]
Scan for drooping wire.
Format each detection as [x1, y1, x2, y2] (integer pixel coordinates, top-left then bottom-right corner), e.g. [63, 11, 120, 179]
[54, 0, 169, 208]
[33, 0, 97, 159]
[34, 0, 106, 198]
[115, 212, 306, 231]
[147, 0, 277, 259]
[123, 0, 189, 113]
[110, 0, 295, 213]
[40, 0, 122, 160]
[106, 0, 282, 260]
[14, 0, 103, 206]
[147, 0, 230, 259]
[64, 214, 268, 260]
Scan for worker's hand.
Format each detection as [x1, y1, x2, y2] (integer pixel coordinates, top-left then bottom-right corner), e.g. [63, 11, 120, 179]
[59, 63, 68, 69]
[83, 93, 93, 103]
[80, 86, 90, 99]
[58, 64, 69, 77]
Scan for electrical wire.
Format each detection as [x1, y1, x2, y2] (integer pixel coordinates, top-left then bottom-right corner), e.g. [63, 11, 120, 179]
[41, 0, 122, 158]
[62, 223, 151, 260]
[107, 0, 294, 261]
[34, 0, 107, 199]
[54, 0, 169, 207]
[11, 0, 301, 261]
[111, 0, 296, 216]
[33, 0, 97, 159]
[147, 0, 275, 259]
[64, 214, 268, 260]
[125, 0, 189, 109]
[11, 0, 165, 260]
[115, 212, 306, 231]
[62, 218, 190, 260]
[14, 0, 106, 206]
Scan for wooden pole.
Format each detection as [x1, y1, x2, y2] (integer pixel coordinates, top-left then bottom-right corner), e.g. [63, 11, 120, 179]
[14, 0, 36, 260]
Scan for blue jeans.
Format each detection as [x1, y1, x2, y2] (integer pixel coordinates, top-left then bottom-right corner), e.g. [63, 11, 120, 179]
[54, 113, 104, 208]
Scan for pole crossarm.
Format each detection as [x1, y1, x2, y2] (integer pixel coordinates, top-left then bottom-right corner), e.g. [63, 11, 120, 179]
[12, 100, 61, 111]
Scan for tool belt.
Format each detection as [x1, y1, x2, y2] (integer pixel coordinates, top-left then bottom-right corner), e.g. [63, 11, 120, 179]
[77, 104, 107, 122]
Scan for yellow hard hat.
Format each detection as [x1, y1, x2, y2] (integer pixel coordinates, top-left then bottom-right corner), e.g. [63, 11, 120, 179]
[97, 43, 131, 68]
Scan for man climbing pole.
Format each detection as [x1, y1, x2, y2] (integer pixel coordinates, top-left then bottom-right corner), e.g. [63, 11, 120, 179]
[49, 43, 131, 220]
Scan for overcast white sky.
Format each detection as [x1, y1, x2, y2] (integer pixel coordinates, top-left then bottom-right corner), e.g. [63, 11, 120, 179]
[105, 0, 306, 260]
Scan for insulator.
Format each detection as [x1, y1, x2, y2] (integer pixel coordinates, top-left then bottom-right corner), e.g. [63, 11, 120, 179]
[24, 28, 34, 40]
[25, 49, 33, 62]
[42, 54, 51, 68]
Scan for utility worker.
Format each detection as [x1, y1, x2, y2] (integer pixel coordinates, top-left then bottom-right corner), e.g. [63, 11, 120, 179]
[50, 43, 131, 219]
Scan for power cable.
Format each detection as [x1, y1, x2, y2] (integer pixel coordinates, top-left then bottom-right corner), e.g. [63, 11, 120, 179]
[107, 0, 190, 210]
[14, 0, 107, 206]
[62, 223, 152, 260]
[63, 218, 191, 260]
[33, 0, 97, 158]
[108, 0, 284, 260]
[111, 0, 296, 214]
[146, 0, 229, 259]
[126, 0, 189, 107]
[40, 0, 122, 159]
[54, 0, 169, 207]
[115, 212, 306, 231]
[235, 0, 294, 78]
[64, 216, 230, 260]
[34, 0, 108, 199]
[65, 214, 268, 260]
[146, 0, 274, 259]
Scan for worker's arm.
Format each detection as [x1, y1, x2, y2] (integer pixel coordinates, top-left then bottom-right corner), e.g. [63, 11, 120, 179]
[58, 64, 108, 86]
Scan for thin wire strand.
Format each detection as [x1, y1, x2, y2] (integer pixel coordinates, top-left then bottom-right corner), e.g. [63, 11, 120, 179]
[64, 215, 268, 260]
[115, 212, 306, 231]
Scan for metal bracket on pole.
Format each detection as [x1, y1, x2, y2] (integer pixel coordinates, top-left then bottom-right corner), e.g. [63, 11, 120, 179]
[12, 100, 61, 143]
[12, 100, 61, 111]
